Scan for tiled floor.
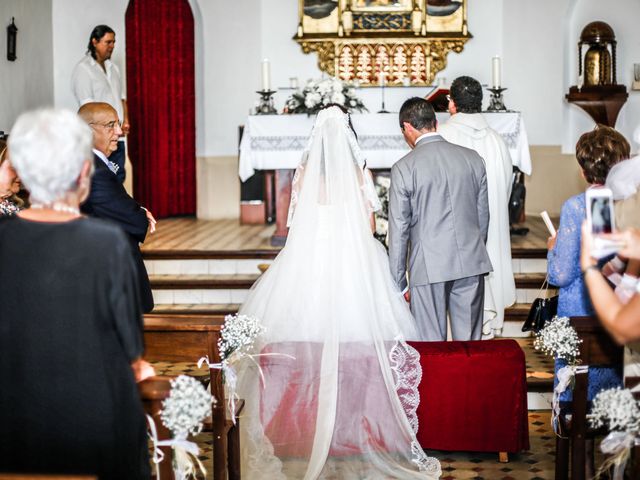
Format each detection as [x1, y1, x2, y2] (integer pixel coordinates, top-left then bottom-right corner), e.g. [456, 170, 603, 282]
[150, 358, 561, 480]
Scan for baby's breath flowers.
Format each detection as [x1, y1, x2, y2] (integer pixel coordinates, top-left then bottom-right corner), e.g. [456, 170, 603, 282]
[161, 375, 213, 438]
[534, 316, 582, 365]
[218, 314, 266, 362]
[588, 387, 640, 433]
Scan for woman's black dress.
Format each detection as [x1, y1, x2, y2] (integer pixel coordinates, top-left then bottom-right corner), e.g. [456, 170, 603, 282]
[0, 216, 150, 479]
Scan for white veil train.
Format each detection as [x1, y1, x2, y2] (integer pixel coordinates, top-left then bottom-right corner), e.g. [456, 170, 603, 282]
[235, 106, 441, 479]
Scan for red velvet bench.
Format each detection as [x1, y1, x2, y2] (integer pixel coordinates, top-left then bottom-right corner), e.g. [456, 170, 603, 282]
[408, 339, 530, 458]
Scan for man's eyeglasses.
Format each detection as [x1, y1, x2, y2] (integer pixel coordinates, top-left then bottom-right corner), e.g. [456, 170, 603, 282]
[89, 120, 120, 130]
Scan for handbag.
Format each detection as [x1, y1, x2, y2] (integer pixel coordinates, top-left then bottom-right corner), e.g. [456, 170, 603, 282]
[521, 275, 558, 333]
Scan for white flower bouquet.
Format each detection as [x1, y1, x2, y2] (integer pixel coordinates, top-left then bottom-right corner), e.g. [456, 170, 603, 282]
[533, 316, 582, 365]
[587, 387, 640, 480]
[218, 313, 266, 362]
[284, 77, 367, 115]
[588, 387, 640, 433]
[152, 375, 214, 479]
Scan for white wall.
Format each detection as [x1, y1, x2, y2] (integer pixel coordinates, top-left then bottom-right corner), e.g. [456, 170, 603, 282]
[50, 0, 128, 114]
[0, 0, 54, 132]
[3, 0, 640, 154]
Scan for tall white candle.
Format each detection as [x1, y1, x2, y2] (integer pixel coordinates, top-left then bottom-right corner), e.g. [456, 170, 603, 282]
[261, 59, 271, 91]
[379, 69, 386, 87]
[492, 56, 501, 88]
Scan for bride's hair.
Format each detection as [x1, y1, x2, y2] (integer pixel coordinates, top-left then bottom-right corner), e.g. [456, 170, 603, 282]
[321, 103, 358, 140]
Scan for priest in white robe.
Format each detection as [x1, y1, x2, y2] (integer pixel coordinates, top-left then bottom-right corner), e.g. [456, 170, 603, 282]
[438, 76, 516, 338]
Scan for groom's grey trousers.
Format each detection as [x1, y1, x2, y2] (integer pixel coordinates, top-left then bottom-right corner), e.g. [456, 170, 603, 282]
[410, 275, 485, 341]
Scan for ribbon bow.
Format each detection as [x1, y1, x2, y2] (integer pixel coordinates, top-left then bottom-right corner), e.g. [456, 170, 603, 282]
[552, 364, 589, 434]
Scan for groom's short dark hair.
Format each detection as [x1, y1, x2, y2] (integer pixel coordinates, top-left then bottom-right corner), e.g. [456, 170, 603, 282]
[399, 97, 437, 131]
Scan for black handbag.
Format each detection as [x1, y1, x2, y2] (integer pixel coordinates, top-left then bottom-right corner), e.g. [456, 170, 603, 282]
[521, 276, 558, 333]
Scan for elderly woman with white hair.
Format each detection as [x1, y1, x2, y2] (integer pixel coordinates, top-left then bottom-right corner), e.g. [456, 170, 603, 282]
[0, 109, 152, 479]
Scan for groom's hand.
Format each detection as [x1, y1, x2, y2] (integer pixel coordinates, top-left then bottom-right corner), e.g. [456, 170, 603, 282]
[404, 290, 411, 303]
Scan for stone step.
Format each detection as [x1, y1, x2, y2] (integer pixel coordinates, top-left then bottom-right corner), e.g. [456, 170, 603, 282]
[149, 274, 259, 290]
[145, 259, 272, 276]
[151, 303, 241, 315]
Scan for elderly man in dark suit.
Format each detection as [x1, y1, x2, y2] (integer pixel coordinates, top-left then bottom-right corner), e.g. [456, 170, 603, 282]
[388, 97, 491, 341]
[78, 102, 155, 313]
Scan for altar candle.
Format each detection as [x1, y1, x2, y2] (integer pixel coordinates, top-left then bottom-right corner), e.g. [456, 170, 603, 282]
[492, 56, 501, 88]
[261, 59, 271, 91]
[379, 70, 386, 87]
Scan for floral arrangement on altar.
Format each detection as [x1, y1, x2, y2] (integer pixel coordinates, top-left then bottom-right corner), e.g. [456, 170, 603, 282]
[587, 387, 640, 479]
[373, 174, 390, 248]
[150, 375, 214, 479]
[284, 78, 367, 115]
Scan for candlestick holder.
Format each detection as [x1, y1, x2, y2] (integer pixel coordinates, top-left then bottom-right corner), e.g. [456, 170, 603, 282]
[378, 84, 389, 113]
[486, 87, 508, 112]
[255, 90, 277, 115]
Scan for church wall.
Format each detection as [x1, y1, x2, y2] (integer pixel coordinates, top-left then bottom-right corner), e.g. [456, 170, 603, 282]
[0, 0, 54, 133]
[3, 1, 639, 218]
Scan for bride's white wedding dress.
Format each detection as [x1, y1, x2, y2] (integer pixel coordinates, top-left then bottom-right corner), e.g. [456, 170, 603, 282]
[235, 107, 441, 479]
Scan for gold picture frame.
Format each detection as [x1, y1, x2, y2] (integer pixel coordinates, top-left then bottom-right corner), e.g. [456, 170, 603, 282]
[296, 0, 471, 86]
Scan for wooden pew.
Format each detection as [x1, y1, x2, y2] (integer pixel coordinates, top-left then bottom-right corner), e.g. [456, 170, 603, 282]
[625, 375, 640, 479]
[139, 376, 174, 480]
[555, 316, 623, 480]
[143, 314, 242, 480]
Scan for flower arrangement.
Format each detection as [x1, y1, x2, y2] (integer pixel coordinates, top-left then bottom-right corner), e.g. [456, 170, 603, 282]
[161, 375, 214, 438]
[587, 387, 640, 480]
[284, 78, 367, 115]
[588, 387, 640, 433]
[533, 316, 582, 365]
[151, 375, 214, 479]
[373, 174, 390, 248]
[218, 313, 266, 362]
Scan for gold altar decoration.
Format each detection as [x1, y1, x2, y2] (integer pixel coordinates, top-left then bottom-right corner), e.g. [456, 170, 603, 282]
[296, 0, 471, 86]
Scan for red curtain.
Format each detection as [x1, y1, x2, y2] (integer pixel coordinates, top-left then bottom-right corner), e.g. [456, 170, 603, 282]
[125, 0, 196, 217]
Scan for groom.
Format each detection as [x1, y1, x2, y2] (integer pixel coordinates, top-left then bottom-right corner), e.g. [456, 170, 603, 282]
[388, 97, 492, 341]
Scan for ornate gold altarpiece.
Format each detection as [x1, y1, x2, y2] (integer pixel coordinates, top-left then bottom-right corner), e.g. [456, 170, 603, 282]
[295, 0, 471, 86]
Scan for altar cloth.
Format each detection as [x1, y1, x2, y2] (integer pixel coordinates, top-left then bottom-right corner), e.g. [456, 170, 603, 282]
[239, 112, 532, 181]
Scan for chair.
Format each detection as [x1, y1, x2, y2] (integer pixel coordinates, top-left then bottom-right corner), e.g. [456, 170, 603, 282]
[143, 313, 244, 480]
[554, 316, 623, 480]
[139, 376, 174, 480]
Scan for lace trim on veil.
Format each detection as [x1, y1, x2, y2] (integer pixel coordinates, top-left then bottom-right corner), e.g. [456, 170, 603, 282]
[389, 339, 441, 474]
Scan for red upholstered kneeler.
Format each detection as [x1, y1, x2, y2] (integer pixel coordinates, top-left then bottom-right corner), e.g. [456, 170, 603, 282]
[408, 339, 530, 453]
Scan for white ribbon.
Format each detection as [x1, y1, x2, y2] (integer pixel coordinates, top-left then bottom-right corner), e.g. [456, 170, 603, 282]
[552, 365, 589, 434]
[197, 352, 295, 425]
[146, 414, 207, 480]
[198, 356, 240, 425]
[598, 431, 637, 480]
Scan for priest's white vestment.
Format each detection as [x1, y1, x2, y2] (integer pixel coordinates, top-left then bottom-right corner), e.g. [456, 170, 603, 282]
[438, 113, 516, 337]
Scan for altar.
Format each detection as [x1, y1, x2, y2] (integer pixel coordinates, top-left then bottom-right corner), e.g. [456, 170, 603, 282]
[239, 112, 532, 245]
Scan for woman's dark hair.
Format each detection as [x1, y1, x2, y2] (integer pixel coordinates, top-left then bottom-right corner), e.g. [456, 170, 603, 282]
[576, 125, 630, 184]
[450, 76, 483, 114]
[87, 25, 115, 59]
[398, 97, 436, 131]
[321, 103, 358, 139]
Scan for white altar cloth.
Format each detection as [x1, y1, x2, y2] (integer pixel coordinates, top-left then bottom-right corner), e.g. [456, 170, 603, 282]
[239, 112, 532, 181]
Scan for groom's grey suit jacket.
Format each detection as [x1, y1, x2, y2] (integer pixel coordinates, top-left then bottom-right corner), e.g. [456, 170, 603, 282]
[388, 134, 492, 291]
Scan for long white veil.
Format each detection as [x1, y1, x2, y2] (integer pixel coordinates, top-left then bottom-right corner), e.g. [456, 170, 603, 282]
[236, 106, 441, 479]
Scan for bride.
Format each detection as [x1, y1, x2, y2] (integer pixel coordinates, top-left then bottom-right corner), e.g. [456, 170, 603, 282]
[236, 105, 441, 479]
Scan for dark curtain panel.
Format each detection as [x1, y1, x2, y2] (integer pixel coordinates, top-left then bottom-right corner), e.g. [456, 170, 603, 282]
[125, 0, 196, 217]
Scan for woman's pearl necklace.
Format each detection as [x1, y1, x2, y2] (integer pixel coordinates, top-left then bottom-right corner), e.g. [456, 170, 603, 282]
[31, 202, 81, 215]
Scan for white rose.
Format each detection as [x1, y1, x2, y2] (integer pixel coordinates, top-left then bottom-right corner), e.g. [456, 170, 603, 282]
[305, 92, 321, 108]
[377, 176, 391, 189]
[376, 218, 388, 236]
[331, 92, 345, 105]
